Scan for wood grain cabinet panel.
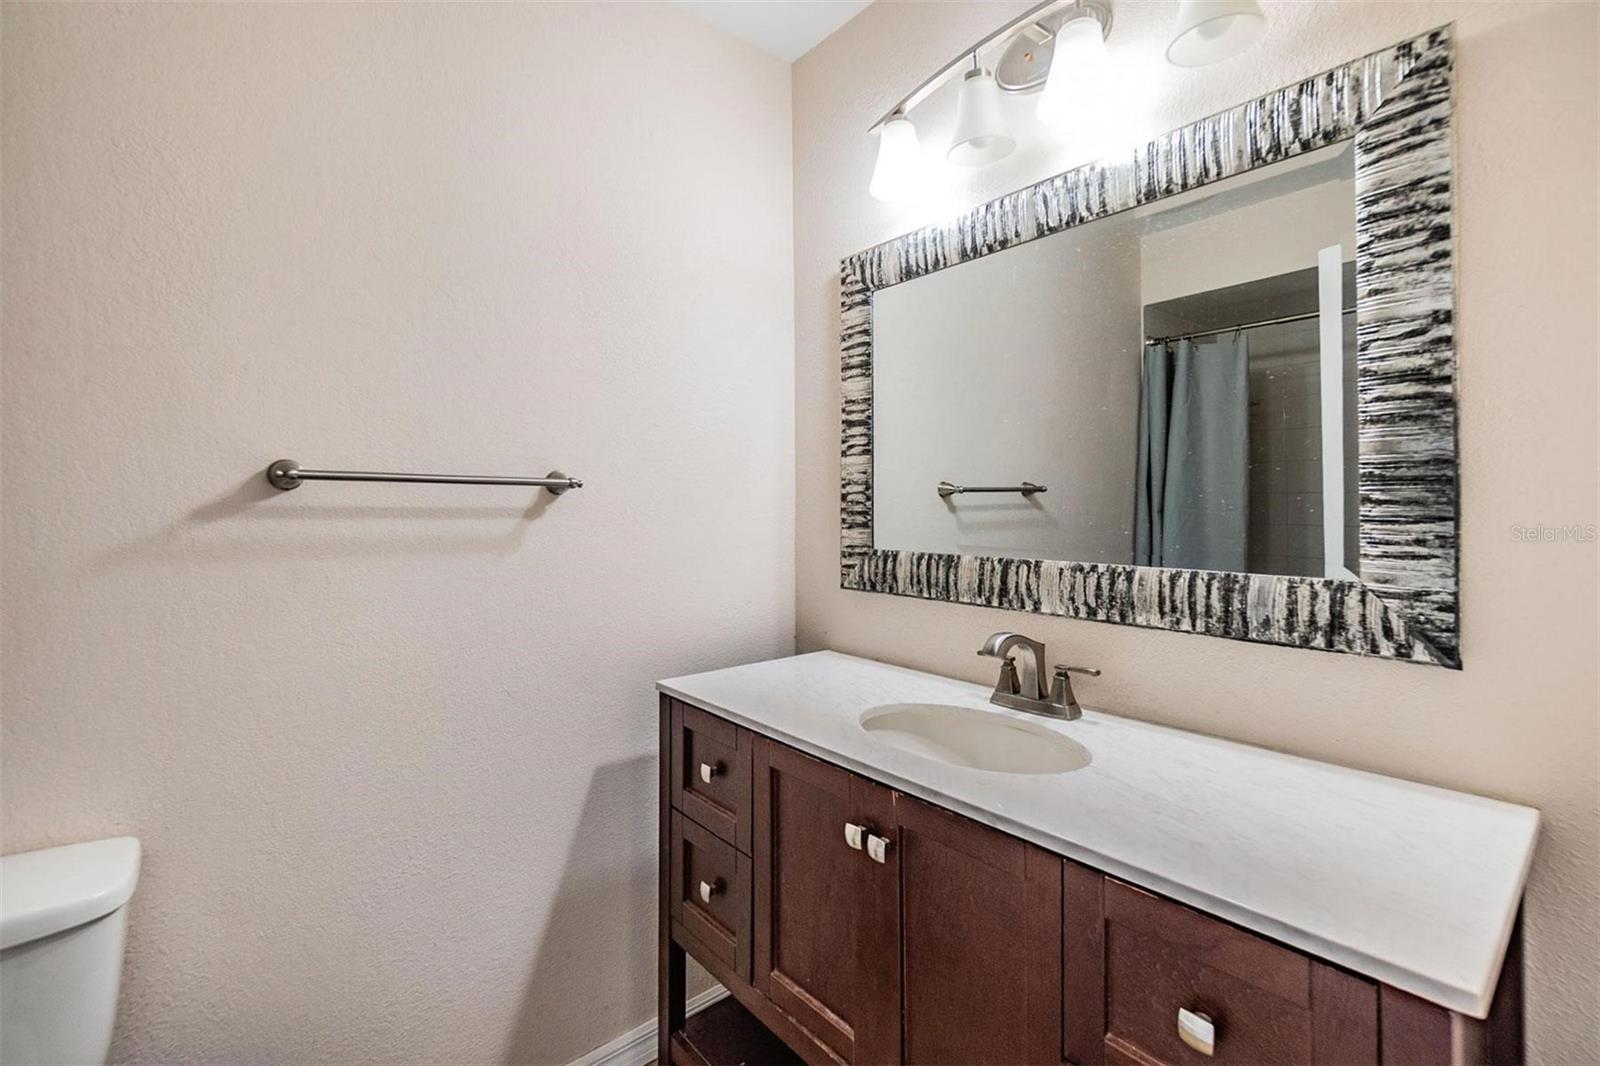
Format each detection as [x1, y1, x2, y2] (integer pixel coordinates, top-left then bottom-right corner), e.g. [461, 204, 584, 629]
[1064, 866, 1378, 1066]
[670, 698, 753, 852]
[894, 793, 1063, 1066]
[669, 810, 752, 984]
[752, 737, 900, 1065]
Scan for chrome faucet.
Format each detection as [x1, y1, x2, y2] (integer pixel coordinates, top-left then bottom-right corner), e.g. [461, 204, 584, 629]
[977, 631, 1100, 721]
[979, 631, 1049, 700]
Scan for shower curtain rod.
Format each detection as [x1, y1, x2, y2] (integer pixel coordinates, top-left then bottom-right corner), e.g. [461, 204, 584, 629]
[1146, 307, 1355, 346]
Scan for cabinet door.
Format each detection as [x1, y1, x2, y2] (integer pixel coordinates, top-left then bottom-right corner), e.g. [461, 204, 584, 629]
[1063, 865, 1378, 1066]
[753, 738, 900, 1065]
[895, 792, 1063, 1065]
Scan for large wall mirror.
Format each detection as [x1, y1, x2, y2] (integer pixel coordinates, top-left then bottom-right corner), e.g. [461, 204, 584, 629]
[841, 29, 1459, 667]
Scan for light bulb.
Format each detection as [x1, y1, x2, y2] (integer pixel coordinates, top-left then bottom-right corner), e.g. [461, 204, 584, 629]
[1166, 0, 1266, 67]
[1037, 12, 1108, 127]
[869, 115, 923, 202]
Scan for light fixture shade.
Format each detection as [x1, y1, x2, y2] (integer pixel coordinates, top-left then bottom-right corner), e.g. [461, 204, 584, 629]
[869, 115, 923, 202]
[1036, 13, 1108, 127]
[947, 68, 1014, 167]
[1166, 0, 1266, 67]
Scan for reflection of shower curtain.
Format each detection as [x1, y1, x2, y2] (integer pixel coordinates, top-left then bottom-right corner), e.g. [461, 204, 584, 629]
[1135, 336, 1250, 571]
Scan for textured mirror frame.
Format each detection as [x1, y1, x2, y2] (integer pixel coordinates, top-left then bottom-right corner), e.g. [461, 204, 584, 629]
[840, 27, 1459, 667]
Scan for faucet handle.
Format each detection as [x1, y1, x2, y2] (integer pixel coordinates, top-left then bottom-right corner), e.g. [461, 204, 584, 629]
[1051, 664, 1099, 721]
[991, 657, 1020, 698]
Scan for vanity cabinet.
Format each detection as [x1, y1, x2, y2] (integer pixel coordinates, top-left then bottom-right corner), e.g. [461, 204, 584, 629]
[659, 695, 1523, 1066]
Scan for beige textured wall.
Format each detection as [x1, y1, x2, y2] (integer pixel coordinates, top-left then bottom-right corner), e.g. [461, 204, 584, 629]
[1, 3, 791, 1062]
[794, 3, 1598, 1063]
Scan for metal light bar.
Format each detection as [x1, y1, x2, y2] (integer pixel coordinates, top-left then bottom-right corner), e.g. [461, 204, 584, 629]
[866, 0, 1102, 132]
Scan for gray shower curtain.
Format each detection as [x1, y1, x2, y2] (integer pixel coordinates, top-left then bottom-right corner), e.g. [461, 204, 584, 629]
[1135, 336, 1250, 571]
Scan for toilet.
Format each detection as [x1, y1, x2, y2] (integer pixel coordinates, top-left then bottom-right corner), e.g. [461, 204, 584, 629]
[0, 837, 141, 1065]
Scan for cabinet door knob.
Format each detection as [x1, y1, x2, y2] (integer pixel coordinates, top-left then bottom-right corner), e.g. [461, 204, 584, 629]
[866, 833, 892, 864]
[844, 822, 865, 850]
[1177, 1008, 1215, 1057]
[698, 879, 721, 904]
[699, 761, 720, 784]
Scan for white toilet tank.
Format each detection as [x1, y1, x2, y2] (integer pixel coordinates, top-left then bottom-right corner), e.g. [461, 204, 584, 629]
[0, 837, 141, 1065]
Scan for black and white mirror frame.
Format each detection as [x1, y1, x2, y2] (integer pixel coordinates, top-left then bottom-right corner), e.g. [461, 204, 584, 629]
[840, 27, 1460, 667]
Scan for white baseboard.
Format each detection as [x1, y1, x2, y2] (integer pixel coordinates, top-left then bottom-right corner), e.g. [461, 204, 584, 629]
[566, 985, 730, 1066]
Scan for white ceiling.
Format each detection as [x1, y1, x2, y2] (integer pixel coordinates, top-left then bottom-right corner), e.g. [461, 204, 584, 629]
[673, 0, 873, 62]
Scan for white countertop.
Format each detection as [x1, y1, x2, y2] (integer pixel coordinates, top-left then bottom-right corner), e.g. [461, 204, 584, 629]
[659, 651, 1538, 1019]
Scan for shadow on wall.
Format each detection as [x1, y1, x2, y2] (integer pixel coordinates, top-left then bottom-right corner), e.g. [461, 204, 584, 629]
[500, 754, 657, 1065]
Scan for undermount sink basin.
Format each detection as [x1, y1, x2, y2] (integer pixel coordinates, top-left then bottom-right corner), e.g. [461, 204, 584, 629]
[859, 703, 1091, 775]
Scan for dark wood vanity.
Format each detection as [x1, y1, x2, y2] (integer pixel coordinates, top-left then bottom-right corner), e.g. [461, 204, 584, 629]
[658, 695, 1524, 1066]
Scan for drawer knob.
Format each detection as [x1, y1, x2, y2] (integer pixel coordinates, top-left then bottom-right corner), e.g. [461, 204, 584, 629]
[698, 879, 721, 904]
[866, 833, 892, 864]
[1177, 1008, 1215, 1057]
[699, 761, 720, 784]
[844, 822, 865, 850]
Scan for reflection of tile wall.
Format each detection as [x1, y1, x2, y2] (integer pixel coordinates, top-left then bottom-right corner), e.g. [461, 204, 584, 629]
[1248, 351, 1324, 576]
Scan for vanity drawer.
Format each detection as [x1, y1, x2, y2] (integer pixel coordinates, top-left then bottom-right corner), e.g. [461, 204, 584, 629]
[1065, 867, 1378, 1066]
[669, 698, 752, 852]
[669, 810, 751, 984]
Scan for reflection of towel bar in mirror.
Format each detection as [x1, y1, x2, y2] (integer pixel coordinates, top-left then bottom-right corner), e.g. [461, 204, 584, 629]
[937, 481, 1047, 499]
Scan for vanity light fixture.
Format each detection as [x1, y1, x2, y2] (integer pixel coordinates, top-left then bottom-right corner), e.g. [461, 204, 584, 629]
[948, 56, 1015, 167]
[865, 0, 1272, 199]
[1035, 4, 1110, 126]
[868, 111, 923, 202]
[866, 0, 1086, 200]
[1166, 0, 1266, 67]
